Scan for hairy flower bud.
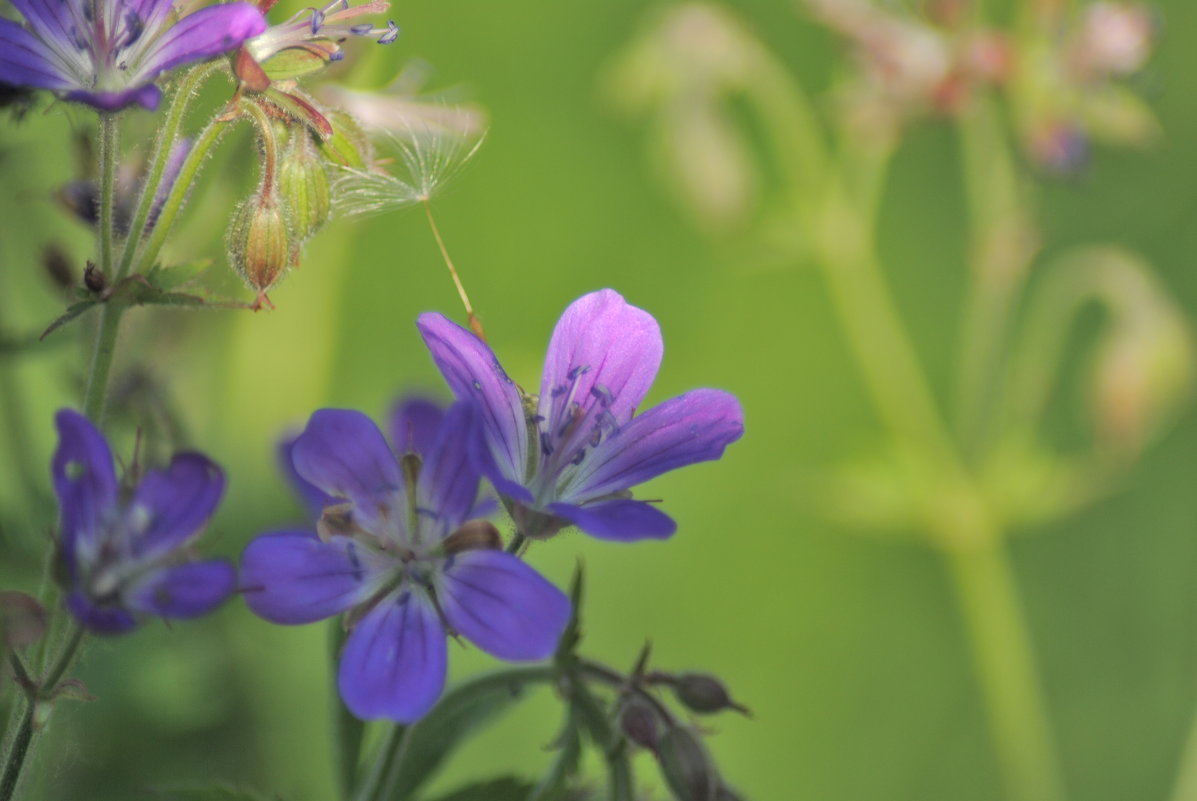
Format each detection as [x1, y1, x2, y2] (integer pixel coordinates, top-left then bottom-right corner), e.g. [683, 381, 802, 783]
[618, 698, 661, 752]
[319, 110, 373, 169]
[658, 726, 719, 801]
[228, 191, 291, 306]
[278, 132, 331, 243]
[671, 673, 750, 716]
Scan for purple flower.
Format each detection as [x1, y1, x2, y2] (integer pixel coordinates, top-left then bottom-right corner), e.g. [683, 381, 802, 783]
[0, 0, 266, 111]
[241, 399, 570, 722]
[51, 409, 235, 634]
[418, 289, 745, 543]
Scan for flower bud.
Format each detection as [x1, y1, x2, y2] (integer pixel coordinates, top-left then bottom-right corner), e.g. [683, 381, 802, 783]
[278, 132, 331, 243]
[319, 110, 373, 169]
[228, 191, 291, 305]
[671, 673, 750, 716]
[657, 726, 719, 801]
[618, 698, 660, 752]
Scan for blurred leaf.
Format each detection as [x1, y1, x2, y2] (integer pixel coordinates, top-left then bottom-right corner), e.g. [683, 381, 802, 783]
[152, 785, 280, 801]
[329, 620, 365, 799]
[424, 777, 537, 801]
[382, 666, 553, 800]
[555, 563, 585, 664]
[529, 707, 582, 801]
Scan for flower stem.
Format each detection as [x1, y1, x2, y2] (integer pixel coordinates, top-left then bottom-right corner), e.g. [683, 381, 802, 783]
[115, 64, 216, 282]
[946, 540, 1066, 801]
[808, 140, 1066, 801]
[0, 623, 86, 801]
[81, 113, 123, 423]
[352, 724, 406, 801]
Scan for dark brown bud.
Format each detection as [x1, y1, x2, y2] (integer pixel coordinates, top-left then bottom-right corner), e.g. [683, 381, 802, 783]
[0, 591, 47, 649]
[658, 726, 719, 801]
[672, 673, 750, 716]
[83, 262, 105, 293]
[618, 698, 660, 752]
[443, 520, 502, 554]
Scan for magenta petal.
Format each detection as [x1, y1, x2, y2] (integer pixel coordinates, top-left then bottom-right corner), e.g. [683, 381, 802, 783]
[291, 409, 403, 531]
[128, 453, 225, 559]
[0, 20, 71, 91]
[136, 3, 266, 80]
[338, 591, 447, 722]
[52, 410, 118, 559]
[417, 313, 528, 486]
[241, 531, 389, 624]
[537, 290, 662, 430]
[127, 559, 236, 619]
[568, 389, 744, 501]
[387, 395, 445, 456]
[440, 550, 569, 661]
[548, 499, 676, 542]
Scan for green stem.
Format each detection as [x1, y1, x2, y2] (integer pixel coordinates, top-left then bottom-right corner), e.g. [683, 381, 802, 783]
[953, 95, 1036, 459]
[0, 624, 86, 801]
[82, 113, 123, 423]
[946, 541, 1066, 801]
[807, 139, 1065, 801]
[133, 114, 231, 280]
[116, 64, 217, 282]
[353, 724, 406, 801]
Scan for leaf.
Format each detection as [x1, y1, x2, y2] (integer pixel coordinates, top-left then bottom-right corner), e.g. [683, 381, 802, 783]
[150, 785, 281, 801]
[424, 777, 537, 801]
[555, 563, 585, 664]
[40, 299, 100, 340]
[145, 260, 211, 291]
[381, 666, 553, 800]
[329, 620, 365, 798]
[528, 709, 583, 801]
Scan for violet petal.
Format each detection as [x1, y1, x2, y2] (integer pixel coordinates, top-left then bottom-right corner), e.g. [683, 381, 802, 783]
[278, 434, 336, 521]
[291, 409, 403, 533]
[127, 559, 236, 619]
[417, 312, 528, 487]
[241, 531, 389, 624]
[135, 3, 266, 81]
[128, 452, 225, 560]
[0, 20, 71, 91]
[440, 550, 569, 661]
[567, 389, 744, 501]
[548, 499, 677, 542]
[52, 410, 118, 562]
[387, 395, 445, 456]
[417, 402, 482, 537]
[66, 590, 137, 635]
[337, 590, 447, 722]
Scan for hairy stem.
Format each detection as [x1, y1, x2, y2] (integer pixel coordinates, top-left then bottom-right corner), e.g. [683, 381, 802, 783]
[82, 114, 123, 423]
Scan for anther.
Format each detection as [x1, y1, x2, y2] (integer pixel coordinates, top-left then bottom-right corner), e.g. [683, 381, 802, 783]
[377, 19, 398, 44]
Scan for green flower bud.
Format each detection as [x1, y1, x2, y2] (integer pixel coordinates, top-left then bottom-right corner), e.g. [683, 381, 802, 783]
[672, 673, 750, 716]
[318, 110, 373, 169]
[228, 191, 291, 306]
[658, 726, 719, 801]
[278, 133, 331, 242]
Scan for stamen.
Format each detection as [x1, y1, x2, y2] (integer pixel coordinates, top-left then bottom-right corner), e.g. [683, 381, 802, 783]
[569, 448, 586, 466]
[120, 9, 143, 49]
[350, 23, 373, 34]
[377, 19, 399, 44]
[309, 7, 325, 34]
[540, 431, 555, 457]
[589, 383, 614, 407]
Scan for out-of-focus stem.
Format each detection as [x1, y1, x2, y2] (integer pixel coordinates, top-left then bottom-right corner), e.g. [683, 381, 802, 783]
[954, 95, 1036, 459]
[97, 114, 117, 287]
[1166, 689, 1197, 801]
[423, 200, 484, 340]
[0, 624, 86, 801]
[807, 139, 1065, 801]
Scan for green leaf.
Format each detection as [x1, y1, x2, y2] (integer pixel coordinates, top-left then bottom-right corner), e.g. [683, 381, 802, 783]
[424, 777, 537, 801]
[330, 620, 366, 798]
[39, 299, 100, 340]
[145, 260, 211, 291]
[151, 785, 281, 801]
[555, 563, 585, 664]
[528, 707, 582, 801]
[380, 666, 554, 800]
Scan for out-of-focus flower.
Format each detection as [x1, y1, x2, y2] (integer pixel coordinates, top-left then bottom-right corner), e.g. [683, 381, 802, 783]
[1066, 3, 1155, 81]
[237, 0, 396, 90]
[0, 0, 265, 110]
[241, 399, 569, 722]
[418, 289, 745, 542]
[52, 410, 234, 634]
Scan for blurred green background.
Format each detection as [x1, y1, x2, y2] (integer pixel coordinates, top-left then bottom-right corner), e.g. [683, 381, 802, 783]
[3, 1, 1197, 800]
